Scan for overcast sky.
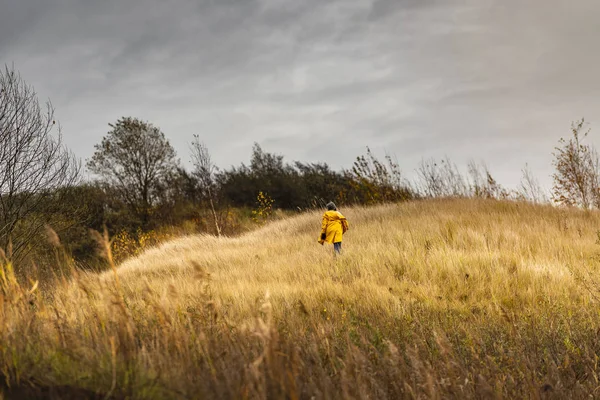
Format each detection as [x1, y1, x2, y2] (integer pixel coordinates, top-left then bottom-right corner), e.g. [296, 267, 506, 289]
[2, 0, 599, 189]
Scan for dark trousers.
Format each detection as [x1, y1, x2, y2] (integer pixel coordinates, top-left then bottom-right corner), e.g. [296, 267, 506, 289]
[334, 242, 342, 254]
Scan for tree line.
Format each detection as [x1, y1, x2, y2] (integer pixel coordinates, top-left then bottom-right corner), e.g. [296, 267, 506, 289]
[0, 65, 597, 272]
[85, 117, 415, 232]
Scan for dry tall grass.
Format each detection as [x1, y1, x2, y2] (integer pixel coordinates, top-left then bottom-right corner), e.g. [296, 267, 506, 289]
[3, 199, 600, 399]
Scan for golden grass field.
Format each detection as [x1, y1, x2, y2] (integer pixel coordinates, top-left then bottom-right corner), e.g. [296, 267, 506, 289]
[3, 198, 600, 399]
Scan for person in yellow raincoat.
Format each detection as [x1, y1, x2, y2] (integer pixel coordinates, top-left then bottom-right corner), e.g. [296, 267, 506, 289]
[318, 202, 349, 254]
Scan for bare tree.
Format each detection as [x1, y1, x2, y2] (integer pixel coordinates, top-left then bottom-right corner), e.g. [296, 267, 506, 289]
[417, 159, 442, 198]
[417, 157, 468, 198]
[467, 160, 508, 199]
[552, 119, 600, 209]
[87, 117, 178, 227]
[516, 164, 547, 204]
[0, 65, 80, 258]
[190, 136, 221, 237]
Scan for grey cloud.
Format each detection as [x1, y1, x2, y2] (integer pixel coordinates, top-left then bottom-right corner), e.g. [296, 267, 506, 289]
[1, 0, 599, 190]
[0, 0, 54, 50]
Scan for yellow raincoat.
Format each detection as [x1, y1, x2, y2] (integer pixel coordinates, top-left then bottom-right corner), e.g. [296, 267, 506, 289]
[319, 210, 349, 244]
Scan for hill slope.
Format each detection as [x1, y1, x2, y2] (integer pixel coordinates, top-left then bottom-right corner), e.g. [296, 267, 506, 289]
[114, 198, 592, 321]
[4, 199, 600, 399]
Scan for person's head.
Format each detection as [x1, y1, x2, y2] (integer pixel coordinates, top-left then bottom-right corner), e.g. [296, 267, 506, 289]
[326, 202, 337, 211]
